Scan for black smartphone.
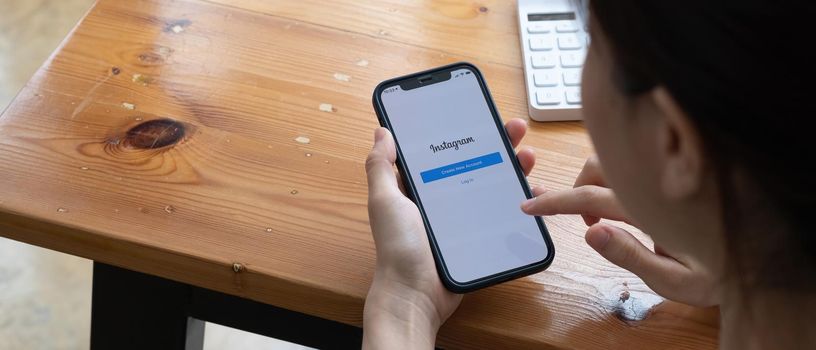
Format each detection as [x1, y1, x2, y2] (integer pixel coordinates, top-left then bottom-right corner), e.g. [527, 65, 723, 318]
[372, 62, 555, 293]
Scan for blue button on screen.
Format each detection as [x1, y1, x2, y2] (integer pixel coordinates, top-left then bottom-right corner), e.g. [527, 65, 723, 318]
[420, 152, 503, 183]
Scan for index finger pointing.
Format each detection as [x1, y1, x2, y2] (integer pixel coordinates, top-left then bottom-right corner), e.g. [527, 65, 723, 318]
[521, 186, 630, 223]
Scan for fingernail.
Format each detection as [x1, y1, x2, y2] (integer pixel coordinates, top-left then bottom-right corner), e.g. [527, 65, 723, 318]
[587, 227, 611, 249]
[521, 198, 534, 211]
[532, 187, 548, 196]
[374, 128, 386, 143]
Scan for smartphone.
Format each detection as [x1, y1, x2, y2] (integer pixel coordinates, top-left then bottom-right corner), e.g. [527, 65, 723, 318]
[372, 62, 555, 293]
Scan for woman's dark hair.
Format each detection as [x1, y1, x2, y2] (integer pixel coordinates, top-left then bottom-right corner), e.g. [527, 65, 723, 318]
[588, 0, 815, 291]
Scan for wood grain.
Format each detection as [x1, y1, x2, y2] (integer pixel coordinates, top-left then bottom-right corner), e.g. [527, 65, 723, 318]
[0, 0, 718, 348]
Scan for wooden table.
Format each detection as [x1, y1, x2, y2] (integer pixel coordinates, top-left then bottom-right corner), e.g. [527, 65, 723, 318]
[0, 0, 719, 348]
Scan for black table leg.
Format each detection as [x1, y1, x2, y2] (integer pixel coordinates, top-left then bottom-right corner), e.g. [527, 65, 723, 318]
[90, 262, 362, 350]
[91, 262, 203, 350]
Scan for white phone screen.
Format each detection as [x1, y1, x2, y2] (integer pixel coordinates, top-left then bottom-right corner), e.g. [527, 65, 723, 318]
[380, 67, 550, 283]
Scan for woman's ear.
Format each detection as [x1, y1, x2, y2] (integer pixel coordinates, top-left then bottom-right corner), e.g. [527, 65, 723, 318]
[651, 87, 707, 199]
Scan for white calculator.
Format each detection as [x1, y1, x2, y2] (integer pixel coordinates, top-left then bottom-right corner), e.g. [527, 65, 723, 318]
[517, 0, 589, 121]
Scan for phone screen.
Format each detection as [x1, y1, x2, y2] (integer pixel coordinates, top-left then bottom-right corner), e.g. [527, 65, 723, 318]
[379, 67, 551, 284]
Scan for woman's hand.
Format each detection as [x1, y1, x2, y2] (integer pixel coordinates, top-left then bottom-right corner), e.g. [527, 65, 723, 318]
[521, 156, 720, 307]
[363, 119, 535, 349]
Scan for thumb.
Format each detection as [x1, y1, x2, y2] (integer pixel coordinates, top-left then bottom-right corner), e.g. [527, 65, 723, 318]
[365, 127, 399, 197]
[585, 223, 685, 292]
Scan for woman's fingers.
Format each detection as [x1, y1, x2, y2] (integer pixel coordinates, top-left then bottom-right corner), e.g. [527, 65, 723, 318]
[521, 185, 629, 224]
[365, 128, 400, 199]
[505, 118, 527, 149]
[532, 186, 547, 197]
[517, 147, 536, 176]
[393, 168, 408, 196]
[574, 156, 606, 225]
[523, 156, 632, 226]
[504, 118, 535, 176]
[574, 156, 606, 187]
[585, 224, 718, 306]
[586, 224, 689, 298]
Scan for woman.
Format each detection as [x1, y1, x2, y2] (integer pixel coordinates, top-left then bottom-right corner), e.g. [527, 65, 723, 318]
[362, 1, 814, 349]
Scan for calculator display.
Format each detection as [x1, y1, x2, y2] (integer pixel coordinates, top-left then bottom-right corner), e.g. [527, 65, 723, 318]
[528, 12, 576, 21]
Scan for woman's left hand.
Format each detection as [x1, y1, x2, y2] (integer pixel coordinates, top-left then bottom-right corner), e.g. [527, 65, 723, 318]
[363, 118, 535, 349]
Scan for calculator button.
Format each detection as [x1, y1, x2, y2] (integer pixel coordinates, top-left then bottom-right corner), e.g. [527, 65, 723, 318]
[556, 22, 579, 33]
[536, 90, 562, 105]
[529, 37, 554, 51]
[563, 69, 581, 86]
[533, 72, 559, 87]
[565, 88, 582, 104]
[557, 35, 582, 50]
[560, 52, 584, 68]
[531, 54, 557, 69]
[527, 23, 552, 34]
